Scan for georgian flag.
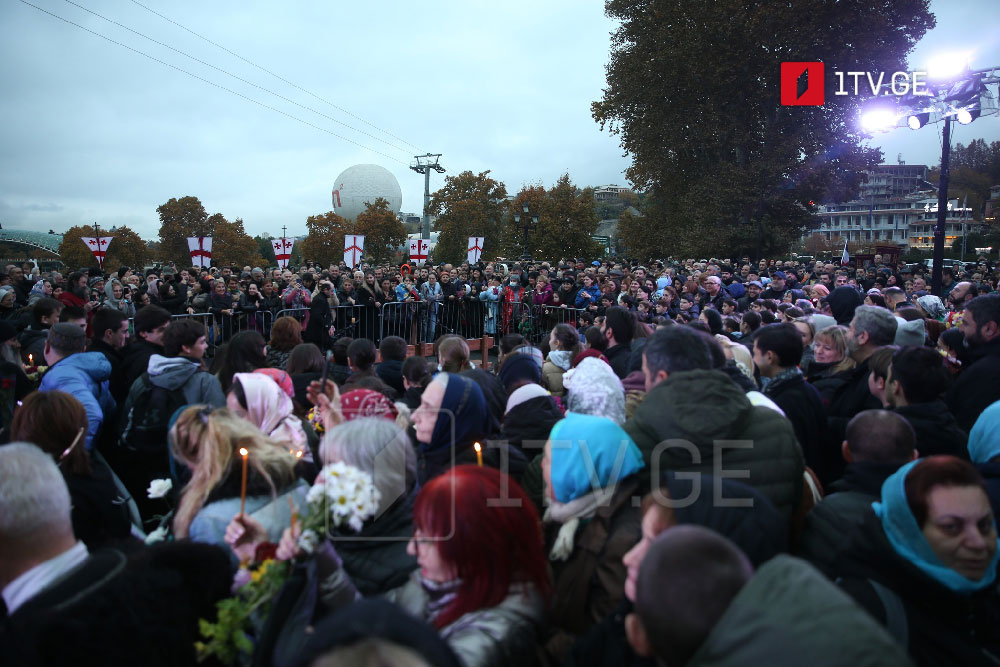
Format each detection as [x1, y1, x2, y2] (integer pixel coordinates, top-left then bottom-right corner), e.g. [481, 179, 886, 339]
[841, 238, 850, 266]
[272, 237, 294, 269]
[81, 236, 113, 269]
[467, 237, 484, 264]
[187, 236, 213, 268]
[344, 235, 365, 269]
[409, 238, 429, 262]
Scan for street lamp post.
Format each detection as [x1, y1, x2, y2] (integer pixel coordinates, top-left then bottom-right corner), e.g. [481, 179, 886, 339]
[513, 203, 539, 262]
[931, 115, 951, 295]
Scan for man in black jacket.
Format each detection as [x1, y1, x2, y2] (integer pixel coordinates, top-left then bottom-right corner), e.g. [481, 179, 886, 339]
[87, 307, 130, 405]
[121, 305, 171, 391]
[886, 346, 968, 459]
[947, 294, 1000, 431]
[827, 305, 897, 442]
[798, 410, 916, 575]
[17, 297, 62, 364]
[754, 323, 838, 484]
[601, 306, 635, 379]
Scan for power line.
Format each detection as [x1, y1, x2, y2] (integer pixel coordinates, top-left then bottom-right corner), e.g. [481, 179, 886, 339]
[61, 0, 410, 155]
[16, 0, 410, 167]
[128, 0, 422, 152]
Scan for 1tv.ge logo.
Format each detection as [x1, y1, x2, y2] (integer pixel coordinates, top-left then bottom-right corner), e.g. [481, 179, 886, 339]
[780, 62, 928, 106]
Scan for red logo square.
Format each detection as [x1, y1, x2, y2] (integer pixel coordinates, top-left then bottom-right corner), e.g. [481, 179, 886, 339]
[781, 62, 825, 106]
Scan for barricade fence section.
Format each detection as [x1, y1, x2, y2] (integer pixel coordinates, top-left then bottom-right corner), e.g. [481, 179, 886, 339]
[130, 299, 587, 360]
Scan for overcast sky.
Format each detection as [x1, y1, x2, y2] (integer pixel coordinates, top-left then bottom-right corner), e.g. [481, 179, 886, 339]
[1, 0, 998, 241]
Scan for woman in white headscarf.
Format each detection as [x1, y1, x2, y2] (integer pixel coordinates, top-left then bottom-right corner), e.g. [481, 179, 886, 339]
[562, 357, 626, 425]
[226, 371, 310, 459]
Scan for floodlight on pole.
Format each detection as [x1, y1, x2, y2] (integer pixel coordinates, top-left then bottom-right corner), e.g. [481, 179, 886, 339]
[907, 112, 929, 130]
[860, 108, 898, 133]
[410, 153, 446, 241]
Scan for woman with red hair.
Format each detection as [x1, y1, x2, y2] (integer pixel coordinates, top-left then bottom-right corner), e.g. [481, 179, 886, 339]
[236, 465, 551, 667]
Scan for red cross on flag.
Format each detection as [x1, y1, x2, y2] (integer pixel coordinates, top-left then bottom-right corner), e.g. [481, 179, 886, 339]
[467, 236, 485, 264]
[187, 236, 213, 268]
[272, 237, 295, 269]
[409, 238, 429, 262]
[344, 235, 365, 269]
[80, 236, 113, 269]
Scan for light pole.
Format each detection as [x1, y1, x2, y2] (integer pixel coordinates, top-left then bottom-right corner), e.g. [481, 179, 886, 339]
[513, 203, 538, 262]
[861, 57, 999, 295]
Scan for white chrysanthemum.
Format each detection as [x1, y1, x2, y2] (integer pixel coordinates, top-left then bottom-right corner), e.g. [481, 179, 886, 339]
[147, 478, 173, 499]
[144, 525, 168, 544]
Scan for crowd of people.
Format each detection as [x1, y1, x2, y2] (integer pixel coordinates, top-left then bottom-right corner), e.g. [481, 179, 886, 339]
[2, 250, 1000, 666]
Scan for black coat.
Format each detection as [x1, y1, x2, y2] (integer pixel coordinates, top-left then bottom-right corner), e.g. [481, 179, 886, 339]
[826, 356, 880, 442]
[335, 491, 417, 596]
[65, 455, 133, 550]
[892, 401, 968, 459]
[977, 461, 1000, 523]
[501, 394, 563, 452]
[798, 460, 903, 575]
[833, 512, 1000, 667]
[765, 372, 840, 485]
[121, 339, 164, 392]
[88, 338, 128, 405]
[948, 338, 1000, 432]
[375, 359, 405, 396]
[17, 325, 48, 364]
[806, 361, 853, 408]
[605, 343, 631, 379]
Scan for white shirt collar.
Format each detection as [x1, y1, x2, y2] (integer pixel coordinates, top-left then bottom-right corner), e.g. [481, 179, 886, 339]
[2, 541, 89, 616]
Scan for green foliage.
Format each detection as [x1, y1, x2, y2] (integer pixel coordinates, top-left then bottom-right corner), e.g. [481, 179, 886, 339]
[428, 171, 508, 264]
[355, 197, 407, 263]
[301, 211, 351, 267]
[57, 224, 149, 274]
[592, 0, 934, 258]
[512, 174, 601, 260]
[157, 196, 210, 267]
[196, 559, 290, 665]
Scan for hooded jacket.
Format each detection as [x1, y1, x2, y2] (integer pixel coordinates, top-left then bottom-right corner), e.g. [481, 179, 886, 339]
[121, 339, 165, 391]
[827, 286, 863, 325]
[142, 354, 225, 407]
[39, 351, 114, 451]
[624, 369, 804, 518]
[688, 555, 911, 667]
[103, 280, 135, 318]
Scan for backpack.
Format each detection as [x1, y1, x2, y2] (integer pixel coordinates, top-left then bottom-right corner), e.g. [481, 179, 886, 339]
[119, 374, 188, 453]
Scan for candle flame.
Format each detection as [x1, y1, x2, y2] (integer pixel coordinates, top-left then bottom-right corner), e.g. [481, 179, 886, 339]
[28, 354, 33, 364]
[239, 447, 249, 457]
[290, 449, 304, 458]
[474, 442, 482, 453]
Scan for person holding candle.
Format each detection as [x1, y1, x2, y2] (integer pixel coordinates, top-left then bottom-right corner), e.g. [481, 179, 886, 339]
[169, 406, 306, 558]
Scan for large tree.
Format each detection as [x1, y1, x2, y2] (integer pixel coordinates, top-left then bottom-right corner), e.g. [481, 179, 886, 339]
[58, 224, 149, 274]
[592, 0, 934, 259]
[510, 174, 602, 260]
[157, 196, 210, 266]
[355, 197, 407, 264]
[301, 211, 351, 267]
[210, 215, 266, 268]
[428, 171, 508, 265]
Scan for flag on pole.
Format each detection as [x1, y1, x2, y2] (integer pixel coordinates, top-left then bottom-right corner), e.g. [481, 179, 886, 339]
[344, 235, 365, 269]
[840, 237, 850, 266]
[408, 238, 429, 262]
[272, 237, 295, 269]
[467, 236, 485, 264]
[81, 236, 113, 269]
[187, 236, 213, 268]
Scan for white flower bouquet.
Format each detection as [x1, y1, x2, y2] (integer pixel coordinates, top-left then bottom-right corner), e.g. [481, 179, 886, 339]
[300, 462, 381, 550]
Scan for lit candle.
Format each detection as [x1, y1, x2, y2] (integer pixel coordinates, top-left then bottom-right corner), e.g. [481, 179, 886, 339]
[239, 447, 249, 517]
[27, 354, 33, 366]
[474, 442, 483, 467]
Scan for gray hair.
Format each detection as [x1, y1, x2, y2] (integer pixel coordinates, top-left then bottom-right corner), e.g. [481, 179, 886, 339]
[319, 418, 416, 517]
[851, 305, 898, 347]
[0, 443, 72, 544]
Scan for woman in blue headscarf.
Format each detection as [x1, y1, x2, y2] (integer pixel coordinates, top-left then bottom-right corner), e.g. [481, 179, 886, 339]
[968, 400, 1000, 520]
[539, 412, 645, 664]
[411, 372, 525, 484]
[832, 455, 1000, 667]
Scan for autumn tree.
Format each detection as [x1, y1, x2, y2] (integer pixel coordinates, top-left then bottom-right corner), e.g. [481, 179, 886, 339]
[209, 215, 266, 268]
[157, 196, 210, 266]
[592, 0, 934, 259]
[428, 171, 508, 264]
[617, 208, 661, 261]
[509, 174, 602, 261]
[58, 224, 149, 274]
[301, 211, 351, 267]
[355, 198, 407, 263]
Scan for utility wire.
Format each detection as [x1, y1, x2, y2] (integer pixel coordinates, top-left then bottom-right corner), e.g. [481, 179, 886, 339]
[62, 0, 410, 155]
[128, 0, 422, 152]
[17, 0, 410, 167]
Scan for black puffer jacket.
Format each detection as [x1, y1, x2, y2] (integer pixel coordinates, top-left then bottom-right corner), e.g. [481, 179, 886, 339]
[765, 371, 841, 485]
[948, 337, 1000, 431]
[798, 460, 903, 575]
[335, 490, 417, 596]
[501, 394, 563, 451]
[892, 400, 968, 459]
[624, 369, 804, 519]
